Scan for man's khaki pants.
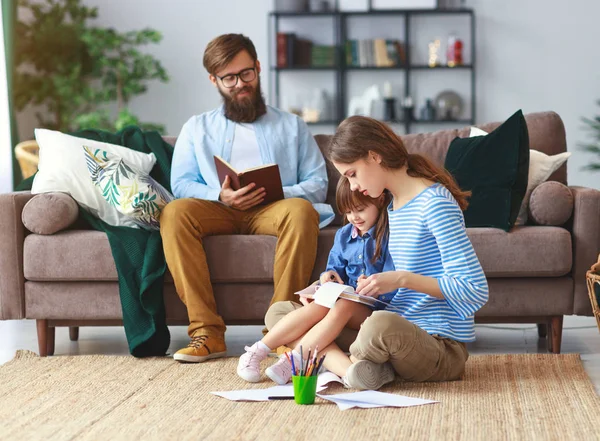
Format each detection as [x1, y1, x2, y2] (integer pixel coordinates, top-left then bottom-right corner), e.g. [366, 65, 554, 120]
[265, 301, 469, 381]
[160, 198, 319, 338]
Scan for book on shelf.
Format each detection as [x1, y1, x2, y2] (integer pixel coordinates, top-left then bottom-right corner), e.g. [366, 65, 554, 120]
[345, 39, 406, 67]
[295, 282, 390, 309]
[214, 156, 284, 205]
[276, 32, 314, 67]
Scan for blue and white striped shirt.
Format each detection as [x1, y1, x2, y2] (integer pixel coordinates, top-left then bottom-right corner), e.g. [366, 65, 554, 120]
[387, 183, 488, 342]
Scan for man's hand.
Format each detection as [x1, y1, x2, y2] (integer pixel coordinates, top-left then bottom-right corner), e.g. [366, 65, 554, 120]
[356, 271, 406, 297]
[320, 270, 343, 285]
[219, 176, 266, 210]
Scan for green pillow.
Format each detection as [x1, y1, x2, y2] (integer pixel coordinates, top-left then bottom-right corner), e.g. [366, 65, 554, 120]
[444, 110, 530, 231]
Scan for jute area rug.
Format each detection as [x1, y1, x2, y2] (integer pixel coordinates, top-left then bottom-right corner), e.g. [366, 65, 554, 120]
[1, 351, 599, 441]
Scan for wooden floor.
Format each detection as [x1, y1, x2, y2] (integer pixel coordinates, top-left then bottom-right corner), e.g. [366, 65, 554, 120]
[2, 316, 600, 394]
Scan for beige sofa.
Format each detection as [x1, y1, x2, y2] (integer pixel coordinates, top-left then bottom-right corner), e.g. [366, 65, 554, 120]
[1, 111, 599, 356]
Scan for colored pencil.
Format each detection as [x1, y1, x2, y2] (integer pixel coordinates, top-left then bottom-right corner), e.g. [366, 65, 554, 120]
[284, 351, 294, 376]
[288, 351, 296, 376]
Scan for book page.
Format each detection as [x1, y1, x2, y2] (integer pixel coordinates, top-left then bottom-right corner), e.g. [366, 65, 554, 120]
[242, 163, 277, 173]
[314, 282, 351, 308]
[294, 285, 318, 297]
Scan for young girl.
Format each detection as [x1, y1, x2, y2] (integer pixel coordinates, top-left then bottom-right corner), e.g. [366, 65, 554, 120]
[237, 177, 396, 384]
[317, 115, 489, 390]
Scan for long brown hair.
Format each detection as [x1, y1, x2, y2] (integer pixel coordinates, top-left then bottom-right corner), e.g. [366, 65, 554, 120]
[329, 116, 471, 211]
[203, 34, 258, 75]
[336, 177, 391, 263]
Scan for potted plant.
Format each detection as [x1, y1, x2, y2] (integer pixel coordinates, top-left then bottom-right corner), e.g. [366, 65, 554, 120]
[14, 0, 169, 134]
[580, 101, 600, 171]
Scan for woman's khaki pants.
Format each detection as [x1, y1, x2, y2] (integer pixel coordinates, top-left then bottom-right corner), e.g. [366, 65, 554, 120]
[265, 301, 469, 381]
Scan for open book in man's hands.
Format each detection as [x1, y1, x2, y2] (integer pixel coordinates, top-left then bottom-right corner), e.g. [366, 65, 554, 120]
[295, 282, 390, 309]
[214, 156, 284, 205]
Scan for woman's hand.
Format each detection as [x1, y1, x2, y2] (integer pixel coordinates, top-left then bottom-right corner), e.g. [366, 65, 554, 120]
[320, 270, 344, 285]
[356, 271, 407, 297]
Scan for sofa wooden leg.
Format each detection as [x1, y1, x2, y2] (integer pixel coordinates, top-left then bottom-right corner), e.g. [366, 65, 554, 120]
[69, 327, 79, 341]
[36, 320, 56, 357]
[547, 316, 563, 354]
[47, 326, 56, 356]
[537, 323, 547, 338]
[36, 320, 49, 357]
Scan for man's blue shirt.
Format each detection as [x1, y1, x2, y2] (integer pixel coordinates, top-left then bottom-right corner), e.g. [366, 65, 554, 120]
[170, 105, 334, 227]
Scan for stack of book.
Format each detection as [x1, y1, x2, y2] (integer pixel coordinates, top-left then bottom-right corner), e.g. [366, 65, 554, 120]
[311, 45, 336, 67]
[276, 33, 313, 67]
[345, 39, 406, 67]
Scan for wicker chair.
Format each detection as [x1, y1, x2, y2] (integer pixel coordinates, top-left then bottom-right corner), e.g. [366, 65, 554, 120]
[14, 140, 39, 180]
[587, 254, 600, 333]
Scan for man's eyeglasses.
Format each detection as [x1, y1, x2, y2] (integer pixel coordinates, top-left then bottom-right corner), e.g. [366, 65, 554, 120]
[217, 67, 257, 88]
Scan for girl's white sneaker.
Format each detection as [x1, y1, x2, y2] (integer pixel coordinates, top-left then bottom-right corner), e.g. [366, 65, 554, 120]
[265, 354, 294, 385]
[237, 342, 270, 383]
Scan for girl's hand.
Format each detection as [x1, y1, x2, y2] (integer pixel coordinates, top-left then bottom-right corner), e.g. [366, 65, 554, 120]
[356, 271, 407, 297]
[320, 270, 344, 285]
[299, 296, 313, 306]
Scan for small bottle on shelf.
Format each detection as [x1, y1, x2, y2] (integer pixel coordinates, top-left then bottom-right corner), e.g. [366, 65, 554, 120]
[446, 33, 464, 67]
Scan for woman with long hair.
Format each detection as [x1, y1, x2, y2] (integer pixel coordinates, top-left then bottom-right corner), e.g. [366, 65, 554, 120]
[324, 115, 489, 390]
[264, 116, 489, 390]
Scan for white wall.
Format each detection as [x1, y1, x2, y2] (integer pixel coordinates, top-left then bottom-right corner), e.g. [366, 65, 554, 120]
[0, 5, 14, 193]
[16, 0, 600, 189]
[468, 0, 600, 189]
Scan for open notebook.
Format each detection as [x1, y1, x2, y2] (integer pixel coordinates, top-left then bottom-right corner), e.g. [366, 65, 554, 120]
[295, 282, 391, 309]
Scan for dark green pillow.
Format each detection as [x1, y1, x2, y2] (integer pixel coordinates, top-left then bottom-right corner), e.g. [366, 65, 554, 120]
[444, 110, 530, 231]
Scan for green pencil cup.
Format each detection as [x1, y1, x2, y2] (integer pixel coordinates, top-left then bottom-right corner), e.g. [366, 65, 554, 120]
[292, 375, 318, 405]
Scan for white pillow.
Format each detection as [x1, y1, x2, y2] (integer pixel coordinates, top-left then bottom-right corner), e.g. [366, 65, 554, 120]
[83, 146, 173, 230]
[31, 128, 157, 228]
[469, 127, 571, 225]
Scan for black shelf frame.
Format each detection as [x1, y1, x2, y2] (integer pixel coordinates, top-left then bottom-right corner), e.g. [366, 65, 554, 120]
[268, 7, 476, 134]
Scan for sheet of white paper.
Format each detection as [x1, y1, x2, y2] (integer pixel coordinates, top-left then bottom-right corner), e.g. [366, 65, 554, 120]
[212, 383, 328, 402]
[317, 371, 344, 388]
[314, 282, 348, 308]
[294, 285, 317, 297]
[316, 390, 438, 410]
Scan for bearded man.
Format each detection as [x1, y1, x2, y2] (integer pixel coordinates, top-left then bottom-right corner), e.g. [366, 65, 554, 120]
[161, 34, 330, 362]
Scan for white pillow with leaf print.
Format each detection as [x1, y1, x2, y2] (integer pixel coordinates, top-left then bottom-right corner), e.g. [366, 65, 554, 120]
[469, 127, 571, 225]
[32, 128, 157, 228]
[83, 146, 174, 230]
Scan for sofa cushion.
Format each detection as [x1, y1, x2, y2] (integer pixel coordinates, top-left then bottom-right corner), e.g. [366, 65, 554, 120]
[528, 181, 573, 226]
[467, 226, 572, 277]
[444, 110, 530, 231]
[22, 228, 336, 283]
[468, 127, 572, 225]
[22, 192, 79, 235]
[23, 226, 571, 282]
[83, 146, 174, 230]
[32, 128, 157, 228]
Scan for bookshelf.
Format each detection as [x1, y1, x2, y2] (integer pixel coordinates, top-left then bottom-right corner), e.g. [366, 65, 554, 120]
[268, 7, 476, 134]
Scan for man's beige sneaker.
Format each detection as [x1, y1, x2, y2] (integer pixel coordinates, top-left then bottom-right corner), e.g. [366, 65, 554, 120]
[173, 335, 227, 363]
